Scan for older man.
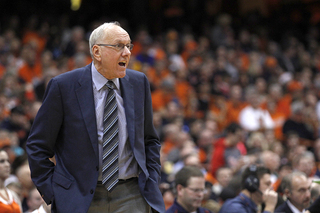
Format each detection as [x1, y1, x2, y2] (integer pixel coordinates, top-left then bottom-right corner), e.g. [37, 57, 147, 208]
[26, 21, 165, 213]
[275, 171, 311, 213]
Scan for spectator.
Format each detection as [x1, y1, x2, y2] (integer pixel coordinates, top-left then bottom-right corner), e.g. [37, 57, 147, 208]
[167, 131, 192, 164]
[197, 128, 216, 171]
[265, 97, 287, 141]
[218, 165, 278, 213]
[246, 131, 269, 155]
[211, 167, 233, 200]
[239, 86, 274, 134]
[210, 123, 248, 177]
[260, 150, 281, 184]
[310, 182, 320, 204]
[166, 166, 213, 213]
[202, 181, 221, 213]
[24, 187, 43, 213]
[276, 171, 311, 213]
[15, 163, 34, 212]
[293, 151, 318, 178]
[0, 149, 22, 212]
[161, 123, 181, 155]
[0, 106, 30, 147]
[282, 102, 315, 147]
[18, 45, 42, 84]
[224, 84, 247, 127]
[272, 163, 293, 193]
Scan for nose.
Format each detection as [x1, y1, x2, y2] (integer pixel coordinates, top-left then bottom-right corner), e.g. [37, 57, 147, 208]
[5, 160, 10, 168]
[306, 189, 311, 198]
[122, 46, 131, 55]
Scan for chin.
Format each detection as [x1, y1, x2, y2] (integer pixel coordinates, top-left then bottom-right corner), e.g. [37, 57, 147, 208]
[117, 71, 126, 78]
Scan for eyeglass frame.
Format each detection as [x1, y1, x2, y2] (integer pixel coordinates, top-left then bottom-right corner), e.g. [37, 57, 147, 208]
[96, 43, 134, 51]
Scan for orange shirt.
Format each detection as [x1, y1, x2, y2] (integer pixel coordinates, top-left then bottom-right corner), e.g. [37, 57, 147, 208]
[238, 52, 250, 72]
[151, 89, 175, 112]
[277, 95, 292, 118]
[209, 104, 226, 132]
[146, 67, 170, 89]
[161, 139, 175, 155]
[225, 100, 248, 127]
[0, 64, 5, 79]
[18, 62, 42, 83]
[269, 110, 286, 141]
[261, 95, 292, 119]
[23, 31, 47, 57]
[175, 80, 192, 108]
[0, 201, 20, 213]
[272, 178, 282, 192]
[131, 41, 142, 56]
[0, 189, 21, 213]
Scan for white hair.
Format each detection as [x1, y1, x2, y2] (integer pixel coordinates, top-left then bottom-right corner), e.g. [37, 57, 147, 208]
[88, 21, 121, 57]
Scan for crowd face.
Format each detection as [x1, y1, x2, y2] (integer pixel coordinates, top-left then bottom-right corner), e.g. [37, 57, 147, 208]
[0, 151, 10, 181]
[296, 157, 315, 177]
[27, 188, 44, 211]
[178, 176, 206, 212]
[216, 168, 232, 187]
[287, 175, 311, 211]
[257, 173, 272, 204]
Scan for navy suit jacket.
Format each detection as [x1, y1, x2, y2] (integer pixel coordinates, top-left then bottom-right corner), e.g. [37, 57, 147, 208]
[26, 63, 165, 213]
[274, 201, 293, 213]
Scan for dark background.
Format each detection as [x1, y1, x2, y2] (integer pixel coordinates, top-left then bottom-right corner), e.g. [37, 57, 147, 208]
[1, 0, 320, 42]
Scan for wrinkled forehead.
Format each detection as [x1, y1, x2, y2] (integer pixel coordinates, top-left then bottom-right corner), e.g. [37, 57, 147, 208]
[104, 25, 131, 43]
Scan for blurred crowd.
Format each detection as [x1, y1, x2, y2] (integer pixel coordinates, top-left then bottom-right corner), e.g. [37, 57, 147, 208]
[1, 3, 320, 212]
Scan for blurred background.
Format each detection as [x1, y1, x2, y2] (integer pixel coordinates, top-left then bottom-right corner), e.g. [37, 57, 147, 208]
[2, 0, 320, 38]
[1, 0, 320, 212]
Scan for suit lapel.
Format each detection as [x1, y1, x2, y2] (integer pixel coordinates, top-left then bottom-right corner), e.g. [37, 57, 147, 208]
[119, 74, 135, 146]
[76, 65, 99, 157]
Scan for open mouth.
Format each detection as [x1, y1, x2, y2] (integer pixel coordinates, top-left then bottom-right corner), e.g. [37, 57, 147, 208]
[119, 62, 126, 67]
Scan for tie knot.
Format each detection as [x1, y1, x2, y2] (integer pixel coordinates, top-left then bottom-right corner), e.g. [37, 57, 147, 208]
[106, 81, 116, 90]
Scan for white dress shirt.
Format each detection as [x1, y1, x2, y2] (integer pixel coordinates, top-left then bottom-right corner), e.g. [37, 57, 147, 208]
[287, 200, 306, 213]
[91, 63, 138, 181]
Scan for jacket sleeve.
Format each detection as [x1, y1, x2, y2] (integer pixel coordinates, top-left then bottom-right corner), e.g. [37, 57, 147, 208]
[143, 74, 161, 183]
[26, 78, 63, 204]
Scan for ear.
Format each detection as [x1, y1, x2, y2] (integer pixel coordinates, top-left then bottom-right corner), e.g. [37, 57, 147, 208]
[176, 184, 184, 197]
[284, 188, 291, 197]
[92, 45, 102, 61]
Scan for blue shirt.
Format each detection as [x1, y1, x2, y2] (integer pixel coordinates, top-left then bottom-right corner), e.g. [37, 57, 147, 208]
[218, 193, 271, 213]
[166, 199, 213, 213]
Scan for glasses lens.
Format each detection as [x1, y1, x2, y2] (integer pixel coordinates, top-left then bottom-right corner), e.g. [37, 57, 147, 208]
[115, 44, 124, 51]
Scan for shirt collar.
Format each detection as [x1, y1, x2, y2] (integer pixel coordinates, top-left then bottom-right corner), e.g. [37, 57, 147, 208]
[287, 200, 306, 213]
[91, 63, 120, 91]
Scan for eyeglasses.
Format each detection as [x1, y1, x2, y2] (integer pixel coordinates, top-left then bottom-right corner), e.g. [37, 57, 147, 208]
[186, 187, 208, 194]
[96, 43, 134, 51]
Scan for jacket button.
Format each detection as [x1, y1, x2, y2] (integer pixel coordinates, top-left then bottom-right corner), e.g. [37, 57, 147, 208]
[96, 166, 99, 171]
[90, 189, 94, 194]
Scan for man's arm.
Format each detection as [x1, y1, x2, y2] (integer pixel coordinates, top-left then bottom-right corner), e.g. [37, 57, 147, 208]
[143, 75, 161, 182]
[26, 78, 63, 204]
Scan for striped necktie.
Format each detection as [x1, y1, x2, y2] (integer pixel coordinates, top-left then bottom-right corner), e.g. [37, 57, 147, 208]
[102, 81, 119, 191]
